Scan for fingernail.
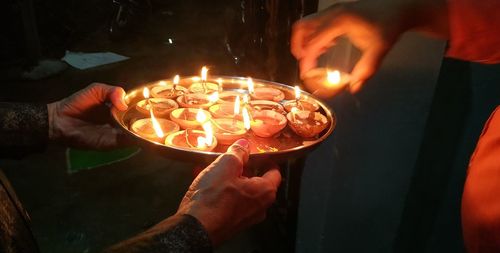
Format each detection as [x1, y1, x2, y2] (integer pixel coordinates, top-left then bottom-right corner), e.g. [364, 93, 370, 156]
[234, 139, 249, 149]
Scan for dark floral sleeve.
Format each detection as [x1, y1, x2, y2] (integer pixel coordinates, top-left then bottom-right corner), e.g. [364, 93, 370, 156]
[103, 214, 213, 253]
[0, 103, 48, 159]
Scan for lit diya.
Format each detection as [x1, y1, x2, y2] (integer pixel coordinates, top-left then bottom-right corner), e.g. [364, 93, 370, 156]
[188, 66, 220, 94]
[177, 92, 218, 109]
[249, 100, 286, 114]
[247, 77, 285, 102]
[131, 106, 180, 143]
[283, 86, 319, 112]
[165, 129, 218, 152]
[302, 68, 351, 98]
[250, 109, 287, 138]
[211, 118, 248, 145]
[136, 87, 179, 118]
[286, 108, 329, 138]
[151, 75, 188, 99]
[170, 108, 212, 129]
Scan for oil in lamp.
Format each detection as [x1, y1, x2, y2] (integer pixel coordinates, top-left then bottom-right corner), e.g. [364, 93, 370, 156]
[283, 86, 319, 112]
[250, 109, 287, 138]
[170, 108, 212, 129]
[131, 105, 180, 143]
[286, 109, 329, 138]
[177, 92, 218, 109]
[301, 68, 351, 98]
[250, 100, 286, 114]
[247, 77, 285, 102]
[218, 91, 244, 104]
[136, 87, 178, 118]
[165, 129, 218, 152]
[151, 75, 188, 99]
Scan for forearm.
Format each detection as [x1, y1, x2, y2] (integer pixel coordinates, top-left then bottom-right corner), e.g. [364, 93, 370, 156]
[0, 103, 49, 159]
[103, 214, 212, 253]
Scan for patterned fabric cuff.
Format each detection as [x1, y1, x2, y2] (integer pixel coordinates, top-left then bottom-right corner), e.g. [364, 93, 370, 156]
[0, 103, 48, 158]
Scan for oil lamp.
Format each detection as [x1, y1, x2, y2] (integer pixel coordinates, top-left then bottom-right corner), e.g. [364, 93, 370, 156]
[165, 129, 218, 152]
[250, 100, 286, 114]
[211, 118, 247, 145]
[131, 105, 180, 143]
[247, 77, 285, 102]
[151, 75, 188, 99]
[177, 93, 216, 109]
[302, 68, 351, 98]
[136, 87, 178, 118]
[189, 66, 219, 93]
[218, 91, 244, 104]
[283, 86, 319, 112]
[250, 109, 287, 138]
[286, 109, 329, 138]
[170, 108, 212, 129]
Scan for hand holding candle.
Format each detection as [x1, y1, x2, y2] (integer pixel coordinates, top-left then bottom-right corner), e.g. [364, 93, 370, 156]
[301, 68, 351, 98]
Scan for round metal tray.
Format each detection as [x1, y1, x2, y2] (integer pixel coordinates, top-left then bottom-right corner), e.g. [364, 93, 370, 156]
[112, 76, 336, 165]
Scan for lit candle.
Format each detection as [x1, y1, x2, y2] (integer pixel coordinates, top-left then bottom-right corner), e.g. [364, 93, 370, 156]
[286, 110, 329, 138]
[172, 75, 180, 93]
[283, 86, 319, 112]
[150, 105, 164, 138]
[201, 66, 208, 94]
[242, 107, 251, 130]
[250, 110, 286, 137]
[247, 77, 254, 95]
[196, 109, 214, 147]
[301, 68, 350, 98]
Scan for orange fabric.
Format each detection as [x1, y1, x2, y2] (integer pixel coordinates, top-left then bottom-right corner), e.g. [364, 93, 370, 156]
[462, 106, 500, 253]
[446, 0, 500, 63]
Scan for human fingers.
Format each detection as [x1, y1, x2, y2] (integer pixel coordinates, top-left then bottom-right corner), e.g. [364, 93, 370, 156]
[193, 139, 250, 187]
[299, 24, 344, 77]
[349, 45, 389, 93]
[70, 83, 128, 112]
[291, 21, 312, 59]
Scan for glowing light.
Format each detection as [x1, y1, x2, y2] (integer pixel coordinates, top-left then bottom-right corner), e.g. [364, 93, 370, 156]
[150, 108, 164, 138]
[159, 81, 167, 86]
[242, 107, 251, 130]
[191, 76, 201, 82]
[197, 136, 207, 148]
[247, 77, 254, 94]
[143, 87, 150, 99]
[196, 109, 207, 123]
[195, 109, 213, 147]
[327, 70, 341, 85]
[173, 75, 180, 85]
[208, 92, 219, 103]
[294, 86, 301, 100]
[217, 78, 223, 92]
[201, 66, 208, 81]
[234, 95, 240, 115]
[243, 94, 249, 104]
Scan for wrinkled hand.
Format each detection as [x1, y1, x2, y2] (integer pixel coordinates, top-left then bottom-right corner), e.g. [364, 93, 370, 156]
[48, 83, 128, 149]
[177, 139, 281, 246]
[291, 0, 448, 93]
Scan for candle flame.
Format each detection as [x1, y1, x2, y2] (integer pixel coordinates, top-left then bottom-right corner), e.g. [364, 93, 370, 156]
[242, 107, 251, 130]
[327, 70, 341, 85]
[201, 66, 208, 81]
[143, 87, 150, 99]
[150, 108, 164, 138]
[159, 81, 167, 86]
[196, 109, 207, 123]
[217, 78, 223, 91]
[203, 122, 214, 146]
[173, 75, 180, 85]
[243, 94, 249, 104]
[197, 136, 207, 149]
[291, 107, 298, 122]
[247, 77, 254, 94]
[208, 92, 219, 103]
[294, 86, 301, 100]
[234, 95, 240, 115]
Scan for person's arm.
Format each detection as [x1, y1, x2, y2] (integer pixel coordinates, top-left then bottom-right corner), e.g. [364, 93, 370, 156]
[0, 83, 127, 159]
[0, 103, 48, 158]
[104, 214, 212, 253]
[446, 0, 500, 63]
[104, 139, 281, 252]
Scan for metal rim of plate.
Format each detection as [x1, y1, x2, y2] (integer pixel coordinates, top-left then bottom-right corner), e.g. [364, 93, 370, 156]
[111, 75, 336, 163]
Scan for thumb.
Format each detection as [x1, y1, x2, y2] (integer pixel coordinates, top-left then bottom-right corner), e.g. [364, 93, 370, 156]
[349, 46, 388, 93]
[198, 139, 250, 183]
